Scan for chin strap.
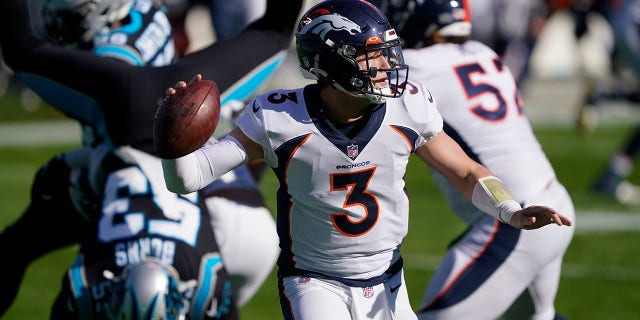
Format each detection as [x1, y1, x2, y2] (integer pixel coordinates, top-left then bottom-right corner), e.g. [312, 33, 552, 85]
[331, 81, 389, 104]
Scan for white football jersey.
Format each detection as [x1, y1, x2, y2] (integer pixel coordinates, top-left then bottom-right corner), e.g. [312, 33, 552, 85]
[404, 41, 557, 222]
[236, 83, 443, 281]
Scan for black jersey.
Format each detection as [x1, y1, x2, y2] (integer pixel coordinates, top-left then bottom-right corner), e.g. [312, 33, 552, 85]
[50, 146, 237, 319]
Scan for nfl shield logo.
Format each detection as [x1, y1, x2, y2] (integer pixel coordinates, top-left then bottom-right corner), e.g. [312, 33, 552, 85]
[347, 144, 359, 159]
[362, 286, 374, 298]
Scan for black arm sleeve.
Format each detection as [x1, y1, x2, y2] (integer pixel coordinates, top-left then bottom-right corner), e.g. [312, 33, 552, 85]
[0, 0, 303, 155]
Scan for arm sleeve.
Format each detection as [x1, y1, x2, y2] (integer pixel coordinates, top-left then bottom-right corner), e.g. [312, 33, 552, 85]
[161, 136, 249, 194]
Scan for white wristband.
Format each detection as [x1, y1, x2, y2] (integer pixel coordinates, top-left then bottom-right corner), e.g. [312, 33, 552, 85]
[471, 176, 522, 224]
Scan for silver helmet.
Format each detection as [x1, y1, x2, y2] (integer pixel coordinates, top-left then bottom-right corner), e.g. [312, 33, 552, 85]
[108, 259, 187, 320]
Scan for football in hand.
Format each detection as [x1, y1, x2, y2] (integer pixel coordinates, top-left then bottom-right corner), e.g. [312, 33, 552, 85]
[153, 79, 220, 159]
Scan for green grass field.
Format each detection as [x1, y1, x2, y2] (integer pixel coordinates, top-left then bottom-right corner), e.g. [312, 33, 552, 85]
[1, 95, 639, 319]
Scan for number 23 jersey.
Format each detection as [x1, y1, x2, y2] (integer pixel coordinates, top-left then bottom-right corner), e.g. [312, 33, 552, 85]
[236, 83, 443, 281]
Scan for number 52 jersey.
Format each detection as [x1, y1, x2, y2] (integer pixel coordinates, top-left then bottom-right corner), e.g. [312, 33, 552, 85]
[236, 83, 443, 282]
[403, 41, 558, 217]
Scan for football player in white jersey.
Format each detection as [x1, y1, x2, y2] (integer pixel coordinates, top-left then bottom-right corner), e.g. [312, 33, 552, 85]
[158, 1, 573, 319]
[374, 0, 577, 319]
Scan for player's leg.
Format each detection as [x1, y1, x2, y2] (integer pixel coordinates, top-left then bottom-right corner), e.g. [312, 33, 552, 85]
[528, 258, 564, 320]
[278, 276, 353, 320]
[0, 151, 88, 315]
[204, 191, 279, 306]
[501, 241, 567, 320]
[350, 269, 417, 320]
[417, 217, 531, 320]
[503, 180, 575, 320]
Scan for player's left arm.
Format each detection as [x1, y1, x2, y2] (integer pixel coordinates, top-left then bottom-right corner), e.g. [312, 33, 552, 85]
[415, 131, 573, 230]
[415, 131, 489, 198]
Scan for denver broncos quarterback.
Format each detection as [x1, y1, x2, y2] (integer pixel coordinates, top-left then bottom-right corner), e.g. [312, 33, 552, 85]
[158, 1, 573, 319]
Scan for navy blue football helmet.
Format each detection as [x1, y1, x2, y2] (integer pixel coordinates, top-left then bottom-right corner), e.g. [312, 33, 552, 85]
[296, 0, 408, 103]
[370, 0, 471, 48]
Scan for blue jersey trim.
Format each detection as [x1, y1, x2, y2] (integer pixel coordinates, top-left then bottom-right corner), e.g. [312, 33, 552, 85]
[192, 254, 224, 317]
[95, 46, 143, 66]
[69, 255, 92, 319]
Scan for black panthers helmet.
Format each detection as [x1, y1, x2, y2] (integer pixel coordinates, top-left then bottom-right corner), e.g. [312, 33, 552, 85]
[370, 0, 471, 48]
[107, 259, 187, 319]
[295, 0, 408, 103]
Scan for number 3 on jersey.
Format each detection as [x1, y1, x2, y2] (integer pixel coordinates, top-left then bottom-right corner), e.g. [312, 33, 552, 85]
[330, 167, 380, 237]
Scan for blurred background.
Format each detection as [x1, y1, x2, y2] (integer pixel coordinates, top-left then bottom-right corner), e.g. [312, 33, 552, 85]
[1, 0, 639, 319]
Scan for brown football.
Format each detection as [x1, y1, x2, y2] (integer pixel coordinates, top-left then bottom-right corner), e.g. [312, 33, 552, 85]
[153, 79, 220, 159]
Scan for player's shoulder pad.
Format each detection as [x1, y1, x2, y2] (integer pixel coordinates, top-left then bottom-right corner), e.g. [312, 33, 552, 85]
[398, 80, 439, 124]
[248, 87, 305, 115]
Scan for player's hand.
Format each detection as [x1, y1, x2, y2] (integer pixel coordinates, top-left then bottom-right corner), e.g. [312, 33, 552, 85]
[156, 74, 203, 106]
[509, 205, 573, 230]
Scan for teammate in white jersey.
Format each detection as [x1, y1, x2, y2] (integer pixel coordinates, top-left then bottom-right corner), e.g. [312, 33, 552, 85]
[158, 1, 572, 319]
[374, 0, 577, 319]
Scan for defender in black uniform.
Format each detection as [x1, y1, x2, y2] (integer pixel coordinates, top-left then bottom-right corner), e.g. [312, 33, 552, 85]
[50, 144, 237, 319]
